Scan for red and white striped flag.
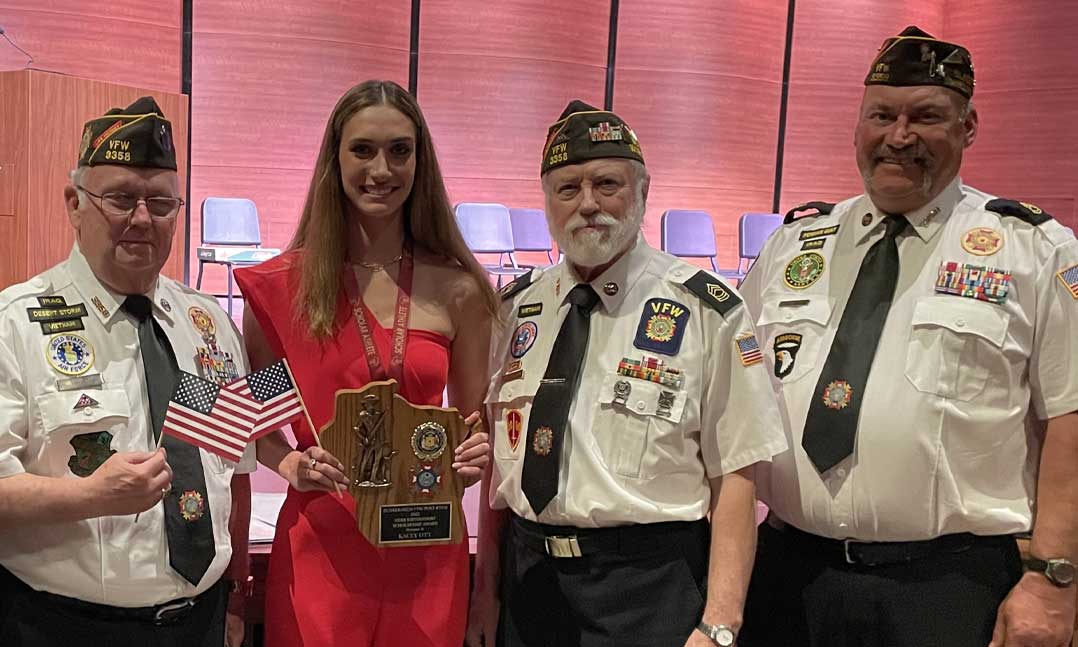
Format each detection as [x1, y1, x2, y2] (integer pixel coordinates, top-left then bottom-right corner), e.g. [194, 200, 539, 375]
[228, 359, 305, 440]
[162, 371, 262, 462]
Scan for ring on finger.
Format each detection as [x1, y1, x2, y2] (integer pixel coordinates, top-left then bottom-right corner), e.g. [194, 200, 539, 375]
[309, 457, 318, 471]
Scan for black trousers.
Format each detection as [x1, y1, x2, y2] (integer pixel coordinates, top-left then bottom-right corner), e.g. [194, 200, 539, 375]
[740, 521, 1023, 647]
[0, 572, 227, 647]
[498, 516, 710, 647]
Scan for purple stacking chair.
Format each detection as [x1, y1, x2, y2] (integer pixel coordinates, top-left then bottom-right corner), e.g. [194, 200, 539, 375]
[196, 197, 276, 315]
[508, 208, 556, 266]
[661, 209, 748, 283]
[454, 202, 529, 288]
[737, 212, 784, 274]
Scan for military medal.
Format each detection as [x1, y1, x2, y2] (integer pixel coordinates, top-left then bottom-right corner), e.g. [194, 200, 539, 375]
[822, 380, 853, 410]
[46, 334, 95, 376]
[410, 463, 443, 496]
[961, 227, 1003, 256]
[506, 410, 523, 451]
[617, 355, 684, 389]
[411, 421, 448, 461]
[188, 306, 217, 341]
[532, 426, 554, 456]
[783, 253, 825, 290]
[612, 379, 632, 406]
[178, 490, 206, 521]
[935, 261, 1012, 304]
[657, 390, 676, 418]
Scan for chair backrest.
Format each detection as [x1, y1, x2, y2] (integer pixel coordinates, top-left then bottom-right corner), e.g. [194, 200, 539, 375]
[508, 208, 552, 252]
[661, 210, 717, 257]
[739, 212, 783, 259]
[455, 202, 515, 254]
[201, 197, 262, 246]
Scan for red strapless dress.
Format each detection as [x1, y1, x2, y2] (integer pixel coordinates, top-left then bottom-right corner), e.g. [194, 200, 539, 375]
[235, 252, 468, 647]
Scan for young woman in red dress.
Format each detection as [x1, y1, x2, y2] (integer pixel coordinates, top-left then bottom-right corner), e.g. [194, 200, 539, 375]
[234, 80, 495, 647]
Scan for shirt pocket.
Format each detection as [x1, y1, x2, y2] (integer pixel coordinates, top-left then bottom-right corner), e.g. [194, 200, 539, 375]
[37, 388, 132, 435]
[593, 372, 687, 479]
[904, 297, 1009, 401]
[756, 296, 835, 383]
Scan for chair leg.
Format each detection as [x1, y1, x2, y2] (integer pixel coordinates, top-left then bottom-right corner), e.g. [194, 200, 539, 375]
[227, 265, 234, 316]
[196, 261, 205, 289]
[711, 257, 718, 272]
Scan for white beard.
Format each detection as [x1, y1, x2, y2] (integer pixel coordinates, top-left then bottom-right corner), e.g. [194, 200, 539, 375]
[549, 199, 645, 268]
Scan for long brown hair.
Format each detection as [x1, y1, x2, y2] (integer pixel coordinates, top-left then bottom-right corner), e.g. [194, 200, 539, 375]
[289, 80, 497, 337]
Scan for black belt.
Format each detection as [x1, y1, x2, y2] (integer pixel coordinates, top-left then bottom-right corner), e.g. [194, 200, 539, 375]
[511, 515, 708, 559]
[21, 577, 221, 626]
[767, 516, 1014, 567]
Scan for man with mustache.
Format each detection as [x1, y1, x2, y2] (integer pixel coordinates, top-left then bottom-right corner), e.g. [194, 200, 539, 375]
[466, 101, 787, 647]
[0, 97, 254, 646]
[738, 26, 1078, 647]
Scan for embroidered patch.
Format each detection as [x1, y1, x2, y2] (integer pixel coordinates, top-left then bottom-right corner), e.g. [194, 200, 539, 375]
[46, 334, 94, 376]
[1056, 264, 1078, 300]
[510, 322, 538, 358]
[40, 318, 84, 334]
[961, 227, 1003, 256]
[799, 225, 839, 241]
[532, 426, 554, 456]
[633, 298, 690, 356]
[801, 239, 826, 251]
[783, 253, 825, 290]
[68, 431, 115, 478]
[27, 303, 88, 323]
[617, 356, 684, 389]
[506, 410, 523, 451]
[517, 302, 543, 318]
[37, 296, 66, 307]
[773, 333, 803, 379]
[822, 380, 853, 410]
[935, 261, 1012, 304]
[735, 333, 763, 366]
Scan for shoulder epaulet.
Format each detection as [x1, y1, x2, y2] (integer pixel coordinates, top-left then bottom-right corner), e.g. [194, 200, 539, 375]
[682, 270, 742, 318]
[497, 270, 535, 301]
[985, 199, 1053, 226]
[784, 201, 835, 225]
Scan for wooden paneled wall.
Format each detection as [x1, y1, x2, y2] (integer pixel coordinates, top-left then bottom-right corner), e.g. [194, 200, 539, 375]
[945, 1, 1078, 231]
[188, 0, 412, 295]
[614, 0, 788, 266]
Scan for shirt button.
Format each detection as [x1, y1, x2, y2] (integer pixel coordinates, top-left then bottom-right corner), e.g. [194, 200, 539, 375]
[785, 312, 793, 321]
[955, 317, 966, 327]
[673, 269, 683, 278]
[838, 522, 849, 530]
[835, 468, 847, 478]
[635, 401, 646, 411]
[84, 408, 94, 417]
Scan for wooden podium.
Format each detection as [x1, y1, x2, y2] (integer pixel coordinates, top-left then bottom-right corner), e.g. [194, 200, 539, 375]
[0, 70, 188, 290]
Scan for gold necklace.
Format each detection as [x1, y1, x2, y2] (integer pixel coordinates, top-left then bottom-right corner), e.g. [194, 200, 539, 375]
[355, 253, 403, 272]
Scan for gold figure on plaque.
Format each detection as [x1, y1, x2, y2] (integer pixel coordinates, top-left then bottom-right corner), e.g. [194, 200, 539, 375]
[352, 394, 396, 488]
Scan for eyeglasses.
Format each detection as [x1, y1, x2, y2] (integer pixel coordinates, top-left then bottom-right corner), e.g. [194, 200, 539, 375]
[76, 185, 185, 220]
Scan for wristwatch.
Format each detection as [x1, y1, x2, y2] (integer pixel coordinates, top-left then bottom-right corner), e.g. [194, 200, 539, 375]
[696, 622, 736, 646]
[1024, 556, 1076, 587]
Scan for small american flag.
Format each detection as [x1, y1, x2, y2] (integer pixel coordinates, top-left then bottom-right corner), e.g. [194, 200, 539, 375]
[229, 360, 305, 440]
[1057, 264, 1078, 300]
[736, 333, 763, 367]
[162, 371, 262, 463]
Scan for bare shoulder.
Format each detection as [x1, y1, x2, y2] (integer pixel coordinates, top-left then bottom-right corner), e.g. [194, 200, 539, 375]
[416, 252, 488, 310]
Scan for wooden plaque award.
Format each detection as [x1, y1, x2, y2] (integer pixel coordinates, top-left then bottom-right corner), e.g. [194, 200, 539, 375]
[318, 380, 466, 547]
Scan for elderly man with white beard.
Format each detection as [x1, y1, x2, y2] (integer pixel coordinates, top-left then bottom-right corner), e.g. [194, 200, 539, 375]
[464, 100, 787, 647]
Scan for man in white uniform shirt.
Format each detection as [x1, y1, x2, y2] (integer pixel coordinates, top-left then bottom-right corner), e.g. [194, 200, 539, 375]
[0, 97, 254, 646]
[738, 26, 1078, 647]
[465, 100, 787, 647]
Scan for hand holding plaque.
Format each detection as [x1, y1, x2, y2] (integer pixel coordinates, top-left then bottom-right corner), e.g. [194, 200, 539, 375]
[318, 379, 467, 546]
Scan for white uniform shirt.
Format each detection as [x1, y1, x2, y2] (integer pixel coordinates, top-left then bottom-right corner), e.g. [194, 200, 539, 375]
[740, 179, 1078, 541]
[0, 245, 256, 606]
[487, 237, 787, 527]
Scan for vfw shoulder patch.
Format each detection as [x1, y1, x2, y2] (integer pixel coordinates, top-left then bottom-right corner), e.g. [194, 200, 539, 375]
[634, 298, 690, 356]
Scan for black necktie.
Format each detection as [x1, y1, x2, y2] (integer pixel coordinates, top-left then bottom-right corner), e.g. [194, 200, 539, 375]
[801, 216, 909, 473]
[521, 284, 600, 515]
[123, 295, 215, 586]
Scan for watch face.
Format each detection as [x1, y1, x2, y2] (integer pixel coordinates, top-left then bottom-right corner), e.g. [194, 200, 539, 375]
[716, 627, 736, 647]
[1048, 560, 1076, 586]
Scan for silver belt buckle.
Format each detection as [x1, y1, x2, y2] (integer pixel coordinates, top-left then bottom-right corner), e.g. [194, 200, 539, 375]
[843, 539, 856, 565]
[153, 598, 196, 625]
[545, 535, 583, 558]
